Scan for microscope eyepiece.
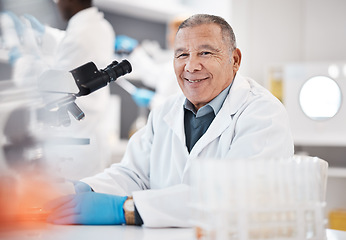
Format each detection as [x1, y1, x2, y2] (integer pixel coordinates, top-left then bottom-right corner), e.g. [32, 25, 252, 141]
[104, 60, 132, 82]
[70, 59, 132, 97]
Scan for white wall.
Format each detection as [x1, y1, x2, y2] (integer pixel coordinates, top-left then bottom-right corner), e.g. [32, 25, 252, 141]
[304, 0, 346, 61]
[231, 0, 346, 85]
[184, 0, 232, 23]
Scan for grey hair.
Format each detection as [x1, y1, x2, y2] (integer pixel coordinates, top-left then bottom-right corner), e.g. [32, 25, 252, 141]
[178, 14, 237, 52]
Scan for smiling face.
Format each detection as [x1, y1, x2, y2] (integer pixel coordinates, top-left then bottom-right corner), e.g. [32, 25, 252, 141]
[174, 23, 241, 110]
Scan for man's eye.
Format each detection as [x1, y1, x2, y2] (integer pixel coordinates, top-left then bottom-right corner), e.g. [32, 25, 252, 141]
[176, 53, 188, 58]
[201, 51, 212, 56]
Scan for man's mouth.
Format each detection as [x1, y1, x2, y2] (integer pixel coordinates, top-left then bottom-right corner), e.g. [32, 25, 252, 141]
[187, 79, 202, 83]
[185, 77, 207, 83]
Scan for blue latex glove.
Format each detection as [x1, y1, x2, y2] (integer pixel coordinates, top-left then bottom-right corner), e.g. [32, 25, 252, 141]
[132, 88, 155, 107]
[23, 14, 45, 34]
[45, 192, 127, 225]
[8, 46, 21, 65]
[2, 11, 25, 37]
[114, 35, 138, 53]
[68, 180, 93, 193]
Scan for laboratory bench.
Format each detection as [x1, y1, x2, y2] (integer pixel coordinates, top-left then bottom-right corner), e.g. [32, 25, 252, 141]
[0, 224, 345, 240]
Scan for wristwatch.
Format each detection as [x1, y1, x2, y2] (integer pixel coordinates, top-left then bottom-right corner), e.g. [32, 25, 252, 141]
[123, 196, 135, 225]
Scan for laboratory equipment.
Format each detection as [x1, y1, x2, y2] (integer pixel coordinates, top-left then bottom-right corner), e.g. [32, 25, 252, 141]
[38, 59, 132, 126]
[71, 59, 132, 97]
[283, 62, 346, 146]
[299, 76, 341, 120]
[282, 63, 346, 221]
[38, 59, 132, 96]
[190, 156, 328, 240]
[0, 58, 132, 230]
[0, 83, 75, 230]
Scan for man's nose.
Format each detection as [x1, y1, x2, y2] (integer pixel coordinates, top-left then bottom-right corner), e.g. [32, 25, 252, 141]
[184, 55, 202, 72]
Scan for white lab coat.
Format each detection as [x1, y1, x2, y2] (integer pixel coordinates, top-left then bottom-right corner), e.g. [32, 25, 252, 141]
[38, 7, 116, 179]
[82, 74, 294, 227]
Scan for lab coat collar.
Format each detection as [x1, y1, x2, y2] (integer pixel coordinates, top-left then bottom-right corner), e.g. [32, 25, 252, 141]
[164, 74, 251, 154]
[226, 73, 251, 115]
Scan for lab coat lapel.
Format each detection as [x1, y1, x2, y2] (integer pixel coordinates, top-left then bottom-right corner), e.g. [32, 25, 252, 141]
[163, 95, 186, 145]
[164, 96, 189, 181]
[190, 75, 251, 155]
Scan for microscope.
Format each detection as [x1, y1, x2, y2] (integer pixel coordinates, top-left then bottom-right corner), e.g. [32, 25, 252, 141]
[0, 59, 132, 227]
[39, 59, 132, 126]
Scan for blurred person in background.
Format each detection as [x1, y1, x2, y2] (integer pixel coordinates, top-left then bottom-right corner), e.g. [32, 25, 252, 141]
[2, 0, 116, 179]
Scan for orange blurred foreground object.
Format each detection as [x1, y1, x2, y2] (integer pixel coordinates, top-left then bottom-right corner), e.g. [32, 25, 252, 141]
[0, 170, 74, 232]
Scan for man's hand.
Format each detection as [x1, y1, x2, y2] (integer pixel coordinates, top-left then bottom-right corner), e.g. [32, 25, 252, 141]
[45, 192, 127, 225]
[68, 180, 93, 193]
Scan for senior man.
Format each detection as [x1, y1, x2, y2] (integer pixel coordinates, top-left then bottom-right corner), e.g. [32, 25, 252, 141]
[46, 14, 294, 227]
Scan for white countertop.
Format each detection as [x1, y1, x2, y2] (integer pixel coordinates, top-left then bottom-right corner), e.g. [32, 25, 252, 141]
[0, 224, 345, 240]
[0, 225, 194, 240]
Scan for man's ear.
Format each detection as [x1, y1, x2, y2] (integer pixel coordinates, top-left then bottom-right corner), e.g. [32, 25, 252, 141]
[232, 48, 242, 72]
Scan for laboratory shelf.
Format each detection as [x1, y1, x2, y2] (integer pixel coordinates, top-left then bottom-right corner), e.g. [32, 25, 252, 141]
[328, 167, 346, 178]
[94, 0, 191, 23]
[294, 137, 346, 147]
